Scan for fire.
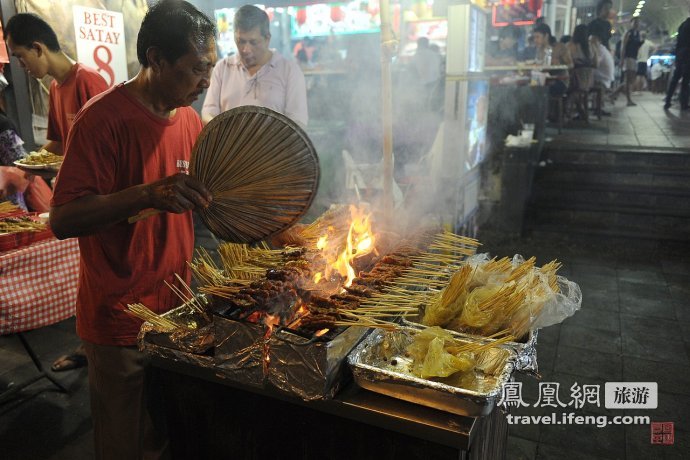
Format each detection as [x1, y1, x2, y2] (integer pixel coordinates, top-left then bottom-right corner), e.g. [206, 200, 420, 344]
[313, 205, 376, 288]
[314, 328, 330, 337]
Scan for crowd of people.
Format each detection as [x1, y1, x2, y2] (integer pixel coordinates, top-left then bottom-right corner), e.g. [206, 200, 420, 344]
[486, 0, 688, 121]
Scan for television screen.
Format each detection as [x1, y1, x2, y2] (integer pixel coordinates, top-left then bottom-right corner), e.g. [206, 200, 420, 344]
[492, 0, 542, 27]
[465, 79, 489, 170]
[289, 1, 381, 38]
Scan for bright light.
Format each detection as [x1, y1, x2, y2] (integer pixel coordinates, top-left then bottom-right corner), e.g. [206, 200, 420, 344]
[633, 12, 640, 17]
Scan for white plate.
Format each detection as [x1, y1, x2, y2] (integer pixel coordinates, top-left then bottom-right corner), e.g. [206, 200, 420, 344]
[13, 160, 62, 170]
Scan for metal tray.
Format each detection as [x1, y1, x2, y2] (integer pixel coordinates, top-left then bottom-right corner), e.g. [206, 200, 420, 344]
[401, 316, 539, 373]
[140, 297, 214, 355]
[348, 326, 516, 417]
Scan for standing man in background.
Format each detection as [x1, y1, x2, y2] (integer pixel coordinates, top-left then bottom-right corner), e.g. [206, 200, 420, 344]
[664, 15, 690, 110]
[620, 17, 642, 106]
[5, 12, 109, 373]
[5, 13, 108, 155]
[589, 0, 614, 51]
[202, 4, 307, 127]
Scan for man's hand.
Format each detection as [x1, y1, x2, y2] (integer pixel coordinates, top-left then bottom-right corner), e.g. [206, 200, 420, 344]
[145, 173, 212, 213]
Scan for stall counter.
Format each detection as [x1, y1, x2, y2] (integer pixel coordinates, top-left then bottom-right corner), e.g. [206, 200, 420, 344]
[150, 352, 508, 460]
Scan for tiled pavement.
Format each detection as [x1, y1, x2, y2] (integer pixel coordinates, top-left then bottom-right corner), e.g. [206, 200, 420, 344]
[1, 90, 689, 459]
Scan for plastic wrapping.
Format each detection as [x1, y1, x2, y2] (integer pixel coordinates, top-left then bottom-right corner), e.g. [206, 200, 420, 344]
[348, 327, 516, 416]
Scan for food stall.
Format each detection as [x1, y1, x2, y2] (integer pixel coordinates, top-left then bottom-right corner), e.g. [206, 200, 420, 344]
[0, 203, 80, 400]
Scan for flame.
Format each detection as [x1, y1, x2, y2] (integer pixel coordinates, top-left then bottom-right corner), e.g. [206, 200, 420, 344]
[313, 205, 376, 288]
[314, 328, 329, 337]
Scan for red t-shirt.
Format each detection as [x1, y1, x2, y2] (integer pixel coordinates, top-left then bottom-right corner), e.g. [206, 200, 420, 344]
[47, 63, 108, 144]
[52, 84, 202, 346]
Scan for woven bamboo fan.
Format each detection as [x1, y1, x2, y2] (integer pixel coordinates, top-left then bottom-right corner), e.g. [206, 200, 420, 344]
[190, 106, 320, 243]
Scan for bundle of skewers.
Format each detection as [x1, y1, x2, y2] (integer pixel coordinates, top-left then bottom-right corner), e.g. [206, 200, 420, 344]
[366, 252, 568, 341]
[0, 215, 46, 233]
[126, 274, 210, 333]
[0, 201, 20, 215]
[186, 205, 482, 337]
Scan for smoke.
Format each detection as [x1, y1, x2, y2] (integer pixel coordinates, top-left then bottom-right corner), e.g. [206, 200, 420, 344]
[303, 32, 447, 237]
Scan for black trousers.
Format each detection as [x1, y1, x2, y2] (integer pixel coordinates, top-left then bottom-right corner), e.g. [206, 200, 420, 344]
[666, 53, 690, 108]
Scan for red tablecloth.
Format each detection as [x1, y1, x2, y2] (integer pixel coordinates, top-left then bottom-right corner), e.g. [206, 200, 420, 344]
[0, 237, 79, 334]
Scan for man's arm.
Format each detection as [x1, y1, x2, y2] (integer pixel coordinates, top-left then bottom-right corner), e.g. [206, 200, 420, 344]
[42, 140, 63, 155]
[50, 173, 211, 239]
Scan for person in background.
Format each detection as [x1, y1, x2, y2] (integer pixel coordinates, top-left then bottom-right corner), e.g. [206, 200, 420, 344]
[566, 24, 597, 121]
[202, 4, 307, 127]
[4, 12, 109, 373]
[664, 14, 690, 110]
[5, 13, 108, 155]
[533, 23, 573, 97]
[635, 32, 653, 91]
[589, 0, 614, 51]
[486, 24, 520, 65]
[411, 37, 442, 90]
[619, 17, 642, 106]
[49, 1, 215, 457]
[520, 34, 537, 61]
[0, 109, 50, 212]
[592, 34, 614, 116]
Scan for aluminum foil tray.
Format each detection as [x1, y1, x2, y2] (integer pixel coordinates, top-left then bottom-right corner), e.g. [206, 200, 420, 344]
[268, 325, 368, 401]
[348, 327, 516, 416]
[401, 316, 539, 374]
[213, 314, 265, 388]
[140, 297, 214, 355]
[213, 314, 367, 399]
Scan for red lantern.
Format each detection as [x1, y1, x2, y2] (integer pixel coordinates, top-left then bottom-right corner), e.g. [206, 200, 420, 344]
[331, 6, 344, 23]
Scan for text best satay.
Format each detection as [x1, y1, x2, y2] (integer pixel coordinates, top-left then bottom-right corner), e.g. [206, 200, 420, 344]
[78, 11, 121, 45]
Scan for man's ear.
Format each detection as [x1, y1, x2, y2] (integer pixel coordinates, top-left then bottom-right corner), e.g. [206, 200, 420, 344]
[146, 47, 164, 73]
[31, 42, 45, 57]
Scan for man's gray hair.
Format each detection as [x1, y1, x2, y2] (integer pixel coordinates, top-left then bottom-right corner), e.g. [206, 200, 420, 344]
[234, 5, 270, 37]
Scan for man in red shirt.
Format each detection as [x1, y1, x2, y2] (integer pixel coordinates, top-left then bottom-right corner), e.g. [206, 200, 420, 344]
[5, 13, 109, 373]
[5, 13, 109, 155]
[50, 1, 215, 457]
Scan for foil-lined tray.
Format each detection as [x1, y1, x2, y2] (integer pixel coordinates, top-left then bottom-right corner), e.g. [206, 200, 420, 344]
[213, 313, 367, 400]
[401, 316, 539, 374]
[268, 325, 367, 400]
[348, 327, 516, 416]
[139, 297, 214, 355]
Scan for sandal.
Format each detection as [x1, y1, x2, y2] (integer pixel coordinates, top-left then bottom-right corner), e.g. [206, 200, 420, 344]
[51, 353, 88, 372]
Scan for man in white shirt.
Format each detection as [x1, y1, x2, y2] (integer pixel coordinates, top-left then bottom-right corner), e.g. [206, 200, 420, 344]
[202, 5, 308, 126]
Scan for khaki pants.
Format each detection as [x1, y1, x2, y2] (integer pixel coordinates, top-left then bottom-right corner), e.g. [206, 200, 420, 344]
[82, 341, 169, 460]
